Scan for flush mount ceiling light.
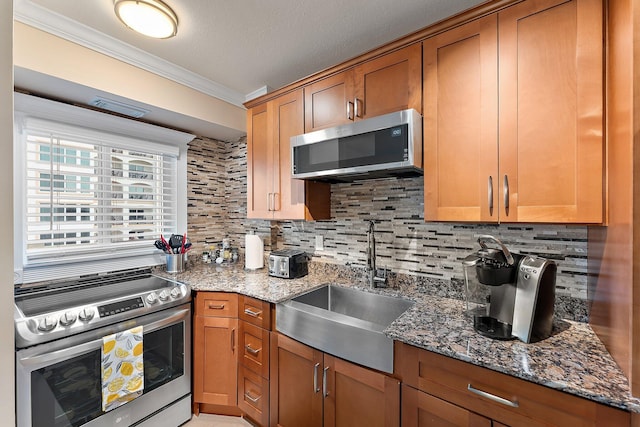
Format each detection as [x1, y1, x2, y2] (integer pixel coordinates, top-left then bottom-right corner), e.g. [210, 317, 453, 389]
[114, 0, 178, 39]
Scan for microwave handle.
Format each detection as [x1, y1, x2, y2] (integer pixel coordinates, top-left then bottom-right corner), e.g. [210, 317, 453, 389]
[18, 307, 189, 368]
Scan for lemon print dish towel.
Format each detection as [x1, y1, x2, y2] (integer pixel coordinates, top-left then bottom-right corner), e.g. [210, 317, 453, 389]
[102, 326, 144, 412]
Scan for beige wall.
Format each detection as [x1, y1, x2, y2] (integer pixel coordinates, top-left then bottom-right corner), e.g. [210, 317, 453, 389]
[1, 1, 15, 424]
[13, 21, 246, 134]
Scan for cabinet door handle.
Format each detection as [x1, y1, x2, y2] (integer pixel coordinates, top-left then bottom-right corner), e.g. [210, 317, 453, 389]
[273, 192, 279, 212]
[323, 366, 329, 397]
[488, 176, 494, 216]
[244, 307, 262, 318]
[354, 97, 362, 118]
[266, 193, 272, 211]
[467, 384, 519, 408]
[503, 174, 510, 216]
[208, 303, 225, 310]
[346, 101, 354, 120]
[244, 391, 261, 403]
[245, 344, 260, 356]
[313, 363, 320, 393]
[231, 328, 235, 353]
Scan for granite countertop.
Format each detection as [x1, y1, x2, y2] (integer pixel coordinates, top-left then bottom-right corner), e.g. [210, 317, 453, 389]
[156, 262, 331, 303]
[156, 262, 640, 413]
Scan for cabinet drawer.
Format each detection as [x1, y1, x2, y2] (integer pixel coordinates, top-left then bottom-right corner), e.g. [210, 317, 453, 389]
[401, 384, 491, 427]
[239, 321, 270, 379]
[238, 364, 269, 427]
[196, 292, 238, 317]
[239, 295, 271, 329]
[395, 342, 630, 427]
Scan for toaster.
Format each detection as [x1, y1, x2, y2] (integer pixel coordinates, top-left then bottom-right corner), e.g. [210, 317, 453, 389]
[268, 250, 309, 279]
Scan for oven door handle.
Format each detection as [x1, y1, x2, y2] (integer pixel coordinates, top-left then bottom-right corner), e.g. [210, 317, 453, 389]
[18, 307, 190, 368]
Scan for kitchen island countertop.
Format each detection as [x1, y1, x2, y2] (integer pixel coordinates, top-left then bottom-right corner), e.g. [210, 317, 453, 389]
[156, 262, 640, 413]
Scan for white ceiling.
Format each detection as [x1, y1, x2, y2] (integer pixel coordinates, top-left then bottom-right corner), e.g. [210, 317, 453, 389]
[13, 0, 488, 138]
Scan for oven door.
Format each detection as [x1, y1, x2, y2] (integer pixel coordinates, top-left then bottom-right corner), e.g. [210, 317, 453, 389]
[16, 303, 191, 427]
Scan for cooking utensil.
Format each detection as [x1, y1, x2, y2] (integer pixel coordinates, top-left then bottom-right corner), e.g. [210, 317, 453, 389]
[168, 234, 181, 254]
[160, 235, 172, 253]
[154, 240, 170, 254]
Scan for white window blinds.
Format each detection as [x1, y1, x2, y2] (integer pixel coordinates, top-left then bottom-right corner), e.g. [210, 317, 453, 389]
[23, 118, 178, 263]
[14, 93, 193, 284]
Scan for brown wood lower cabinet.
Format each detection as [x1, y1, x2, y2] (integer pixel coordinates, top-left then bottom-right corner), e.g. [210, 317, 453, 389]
[325, 354, 400, 427]
[270, 332, 400, 427]
[193, 292, 273, 425]
[238, 363, 269, 424]
[194, 293, 628, 427]
[396, 342, 630, 427]
[237, 297, 272, 426]
[402, 384, 491, 427]
[193, 309, 239, 413]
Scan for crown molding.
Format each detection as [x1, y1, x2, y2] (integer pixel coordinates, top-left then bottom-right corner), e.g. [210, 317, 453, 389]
[245, 85, 272, 103]
[13, 0, 247, 108]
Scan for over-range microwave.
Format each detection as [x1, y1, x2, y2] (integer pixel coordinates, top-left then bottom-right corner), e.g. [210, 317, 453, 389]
[290, 109, 422, 183]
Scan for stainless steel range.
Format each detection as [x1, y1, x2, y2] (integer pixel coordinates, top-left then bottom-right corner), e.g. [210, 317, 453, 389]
[14, 269, 192, 427]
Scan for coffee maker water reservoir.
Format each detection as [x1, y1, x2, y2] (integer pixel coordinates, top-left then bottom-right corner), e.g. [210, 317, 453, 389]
[462, 235, 556, 343]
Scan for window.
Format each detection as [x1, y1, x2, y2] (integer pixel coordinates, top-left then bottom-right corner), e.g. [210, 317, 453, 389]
[24, 129, 176, 259]
[14, 93, 193, 283]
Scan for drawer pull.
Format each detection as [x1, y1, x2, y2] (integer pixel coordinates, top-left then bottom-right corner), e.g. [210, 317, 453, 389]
[245, 344, 260, 356]
[244, 307, 262, 318]
[467, 384, 519, 408]
[208, 303, 225, 310]
[244, 391, 261, 403]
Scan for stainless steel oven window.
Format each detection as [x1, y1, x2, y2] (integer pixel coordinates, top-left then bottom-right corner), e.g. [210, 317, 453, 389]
[30, 349, 102, 426]
[16, 305, 191, 427]
[141, 320, 184, 394]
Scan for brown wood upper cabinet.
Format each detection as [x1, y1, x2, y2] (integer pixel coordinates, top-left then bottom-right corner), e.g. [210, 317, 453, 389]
[424, 0, 604, 223]
[246, 88, 330, 220]
[304, 44, 422, 132]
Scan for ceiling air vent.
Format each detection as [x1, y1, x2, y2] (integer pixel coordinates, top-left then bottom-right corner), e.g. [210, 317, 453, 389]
[89, 97, 150, 118]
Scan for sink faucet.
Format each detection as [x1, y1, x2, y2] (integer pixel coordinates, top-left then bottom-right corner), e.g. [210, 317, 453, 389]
[366, 220, 388, 288]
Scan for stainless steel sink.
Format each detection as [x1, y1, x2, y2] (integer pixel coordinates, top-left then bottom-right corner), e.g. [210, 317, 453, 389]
[276, 285, 414, 373]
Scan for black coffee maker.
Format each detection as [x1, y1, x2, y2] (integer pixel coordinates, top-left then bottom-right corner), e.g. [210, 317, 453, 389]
[462, 235, 556, 343]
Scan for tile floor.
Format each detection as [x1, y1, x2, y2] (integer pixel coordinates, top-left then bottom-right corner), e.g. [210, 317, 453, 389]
[182, 414, 253, 427]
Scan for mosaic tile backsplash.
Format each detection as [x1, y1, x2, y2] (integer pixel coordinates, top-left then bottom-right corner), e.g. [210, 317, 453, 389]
[187, 137, 591, 308]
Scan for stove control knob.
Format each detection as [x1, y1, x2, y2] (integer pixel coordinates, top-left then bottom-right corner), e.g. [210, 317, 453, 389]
[37, 316, 58, 332]
[158, 290, 170, 301]
[59, 311, 77, 326]
[146, 292, 158, 305]
[170, 287, 181, 299]
[78, 308, 95, 322]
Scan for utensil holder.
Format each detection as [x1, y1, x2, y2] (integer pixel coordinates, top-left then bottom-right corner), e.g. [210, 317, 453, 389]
[166, 253, 185, 273]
